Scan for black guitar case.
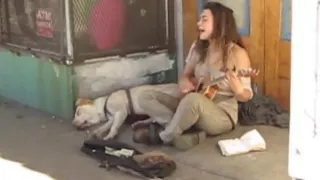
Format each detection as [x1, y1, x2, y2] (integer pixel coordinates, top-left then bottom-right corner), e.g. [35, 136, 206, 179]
[81, 139, 177, 179]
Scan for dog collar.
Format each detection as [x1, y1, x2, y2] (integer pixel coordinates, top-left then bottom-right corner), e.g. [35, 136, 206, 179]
[103, 96, 112, 116]
[125, 89, 135, 115]
[103, 89, 135, 116]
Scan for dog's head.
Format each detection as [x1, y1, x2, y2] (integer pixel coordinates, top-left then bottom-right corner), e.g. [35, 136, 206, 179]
[72, 98, 102, 130]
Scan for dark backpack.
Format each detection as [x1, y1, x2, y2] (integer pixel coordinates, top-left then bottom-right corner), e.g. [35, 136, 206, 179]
[238, 84, 289, 128]
[81, 139, 177, 179]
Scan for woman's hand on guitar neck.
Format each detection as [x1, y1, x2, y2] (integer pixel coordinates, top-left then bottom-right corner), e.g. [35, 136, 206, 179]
[225, 70, 245, 95]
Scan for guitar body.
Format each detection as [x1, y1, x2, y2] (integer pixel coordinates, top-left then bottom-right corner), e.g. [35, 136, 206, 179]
[202, 84, 219, 100]
[195, 82, 219, 100]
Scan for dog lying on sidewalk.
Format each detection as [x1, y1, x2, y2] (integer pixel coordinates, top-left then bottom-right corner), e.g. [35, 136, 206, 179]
[72, 83, 179, 140]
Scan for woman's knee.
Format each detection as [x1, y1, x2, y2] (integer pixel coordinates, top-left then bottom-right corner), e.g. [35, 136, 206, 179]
[180, 93, 204, 107]
[196, 115, 233, 136]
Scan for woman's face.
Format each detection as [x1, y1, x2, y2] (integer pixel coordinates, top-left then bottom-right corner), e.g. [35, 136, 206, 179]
[197, 9, 214, 40]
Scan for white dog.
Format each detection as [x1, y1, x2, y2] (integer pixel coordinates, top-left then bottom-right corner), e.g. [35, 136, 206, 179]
[72, 83, 180, 140]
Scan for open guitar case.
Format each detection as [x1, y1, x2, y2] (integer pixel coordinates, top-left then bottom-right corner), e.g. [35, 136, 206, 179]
[81, 139, 177, 179]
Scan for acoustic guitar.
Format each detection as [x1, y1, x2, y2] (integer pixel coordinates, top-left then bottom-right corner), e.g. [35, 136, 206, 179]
[193, 68, 260, 100]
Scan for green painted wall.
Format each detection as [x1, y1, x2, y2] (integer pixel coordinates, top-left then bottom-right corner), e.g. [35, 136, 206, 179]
[0, 52, 177, 120]
[0, 52, 74, 120]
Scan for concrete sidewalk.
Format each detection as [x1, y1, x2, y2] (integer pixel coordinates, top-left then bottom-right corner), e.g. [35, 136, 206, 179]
[0, 98, 290, 180]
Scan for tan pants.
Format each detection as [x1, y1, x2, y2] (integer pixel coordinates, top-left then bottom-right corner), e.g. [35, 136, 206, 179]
[138, 91, 234, 143]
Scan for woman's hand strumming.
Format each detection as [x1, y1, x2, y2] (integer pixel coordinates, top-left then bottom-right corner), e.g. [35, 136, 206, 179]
[179, 77, 196, 94]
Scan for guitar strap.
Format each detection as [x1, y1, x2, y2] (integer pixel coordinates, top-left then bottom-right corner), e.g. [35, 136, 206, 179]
[103, 89, 135, 116]
[103, 96, 112, 116]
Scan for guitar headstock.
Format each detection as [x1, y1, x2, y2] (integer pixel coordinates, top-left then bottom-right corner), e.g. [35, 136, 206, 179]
[238, 68, 260, 77]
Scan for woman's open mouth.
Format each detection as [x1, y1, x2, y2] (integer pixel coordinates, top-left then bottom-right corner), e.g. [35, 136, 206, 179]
[199, 29, 205, 34]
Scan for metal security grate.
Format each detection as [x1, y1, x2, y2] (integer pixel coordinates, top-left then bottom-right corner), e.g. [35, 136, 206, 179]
[71, 0, 175, 61]
[0, 0, 66, 60]
[0, 0, 175, 63]
[0, 0, 4, 42]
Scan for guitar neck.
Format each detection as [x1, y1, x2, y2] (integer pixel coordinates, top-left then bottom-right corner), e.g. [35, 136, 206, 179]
[205, 72, 244, 88]
[197, 68, 258, 90]
[206, 75, 226, 87]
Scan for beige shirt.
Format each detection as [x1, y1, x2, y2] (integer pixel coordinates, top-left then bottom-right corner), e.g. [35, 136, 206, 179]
[185, 42, 253, 124]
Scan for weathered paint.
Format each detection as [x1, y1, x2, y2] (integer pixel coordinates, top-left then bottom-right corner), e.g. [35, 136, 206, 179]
[151, 54, 178, 84]
[0, 52, 74, 120]
[0, 51, 177, 120]
[74, 53, 177, 98]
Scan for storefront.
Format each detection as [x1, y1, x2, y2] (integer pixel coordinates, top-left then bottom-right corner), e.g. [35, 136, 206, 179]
[0, 0, 178, 119]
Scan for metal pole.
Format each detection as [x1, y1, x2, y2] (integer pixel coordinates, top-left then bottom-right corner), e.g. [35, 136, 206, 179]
[175, 0, 184, 78]
[65, 0, 74, 63]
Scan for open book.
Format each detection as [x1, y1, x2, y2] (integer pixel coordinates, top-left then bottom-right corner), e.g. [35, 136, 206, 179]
[218, 129, 267, 156]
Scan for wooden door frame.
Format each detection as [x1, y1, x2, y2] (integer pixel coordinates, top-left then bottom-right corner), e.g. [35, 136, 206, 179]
[265, 0, 292, 110]
[181, 0, 266, 91]
[264, 0, 283, 98]
[182, 0, 199, 60]
[247, 0, 265, 92]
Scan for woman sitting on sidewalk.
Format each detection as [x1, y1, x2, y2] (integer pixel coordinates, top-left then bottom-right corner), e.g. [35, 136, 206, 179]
[132, 2, 254, 150]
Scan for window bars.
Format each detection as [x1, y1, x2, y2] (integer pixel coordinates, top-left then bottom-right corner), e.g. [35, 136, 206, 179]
[0, 0, 175, 65]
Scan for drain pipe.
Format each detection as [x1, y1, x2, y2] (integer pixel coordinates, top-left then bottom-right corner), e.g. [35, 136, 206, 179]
[175, 0, 184, 78]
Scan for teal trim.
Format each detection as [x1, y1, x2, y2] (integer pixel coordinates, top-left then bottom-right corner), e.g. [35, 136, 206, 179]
[0, 52, 74, 120]
[281, 0, 291, 41]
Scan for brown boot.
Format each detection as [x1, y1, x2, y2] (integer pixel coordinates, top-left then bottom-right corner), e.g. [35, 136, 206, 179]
[172, 130, 206, 151]
[133, 123, 163, 145]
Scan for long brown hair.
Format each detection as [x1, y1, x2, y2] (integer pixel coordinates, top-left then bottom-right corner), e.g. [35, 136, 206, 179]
[195, 2, 245, 66]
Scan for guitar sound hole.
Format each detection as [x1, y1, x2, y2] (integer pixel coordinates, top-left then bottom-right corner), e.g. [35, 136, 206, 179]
[196, 83, 204, 92]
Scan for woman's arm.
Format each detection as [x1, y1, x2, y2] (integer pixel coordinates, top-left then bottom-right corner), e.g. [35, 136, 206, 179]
[179, 42, 198, 84]
[178, 42, 201, 95]
[179, 60, 197, 92]
[232, 48, 253, 102]
[180, 64, 195, 81]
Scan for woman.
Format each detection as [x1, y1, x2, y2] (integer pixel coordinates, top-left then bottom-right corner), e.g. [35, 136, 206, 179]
[132, 2, 253, 149]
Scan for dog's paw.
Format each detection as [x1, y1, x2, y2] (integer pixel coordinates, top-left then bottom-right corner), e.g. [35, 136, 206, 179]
[89, 133, 102, 140]
[90, 128, 107, 140]
[103, 130, 118, 140]
[103, 135, 113, 140]
[89, 132, 103, 140]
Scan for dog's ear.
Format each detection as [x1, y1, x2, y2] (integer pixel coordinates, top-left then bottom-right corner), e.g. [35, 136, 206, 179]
[75, 99, 82, 106]
[75, 98, 94, 107]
